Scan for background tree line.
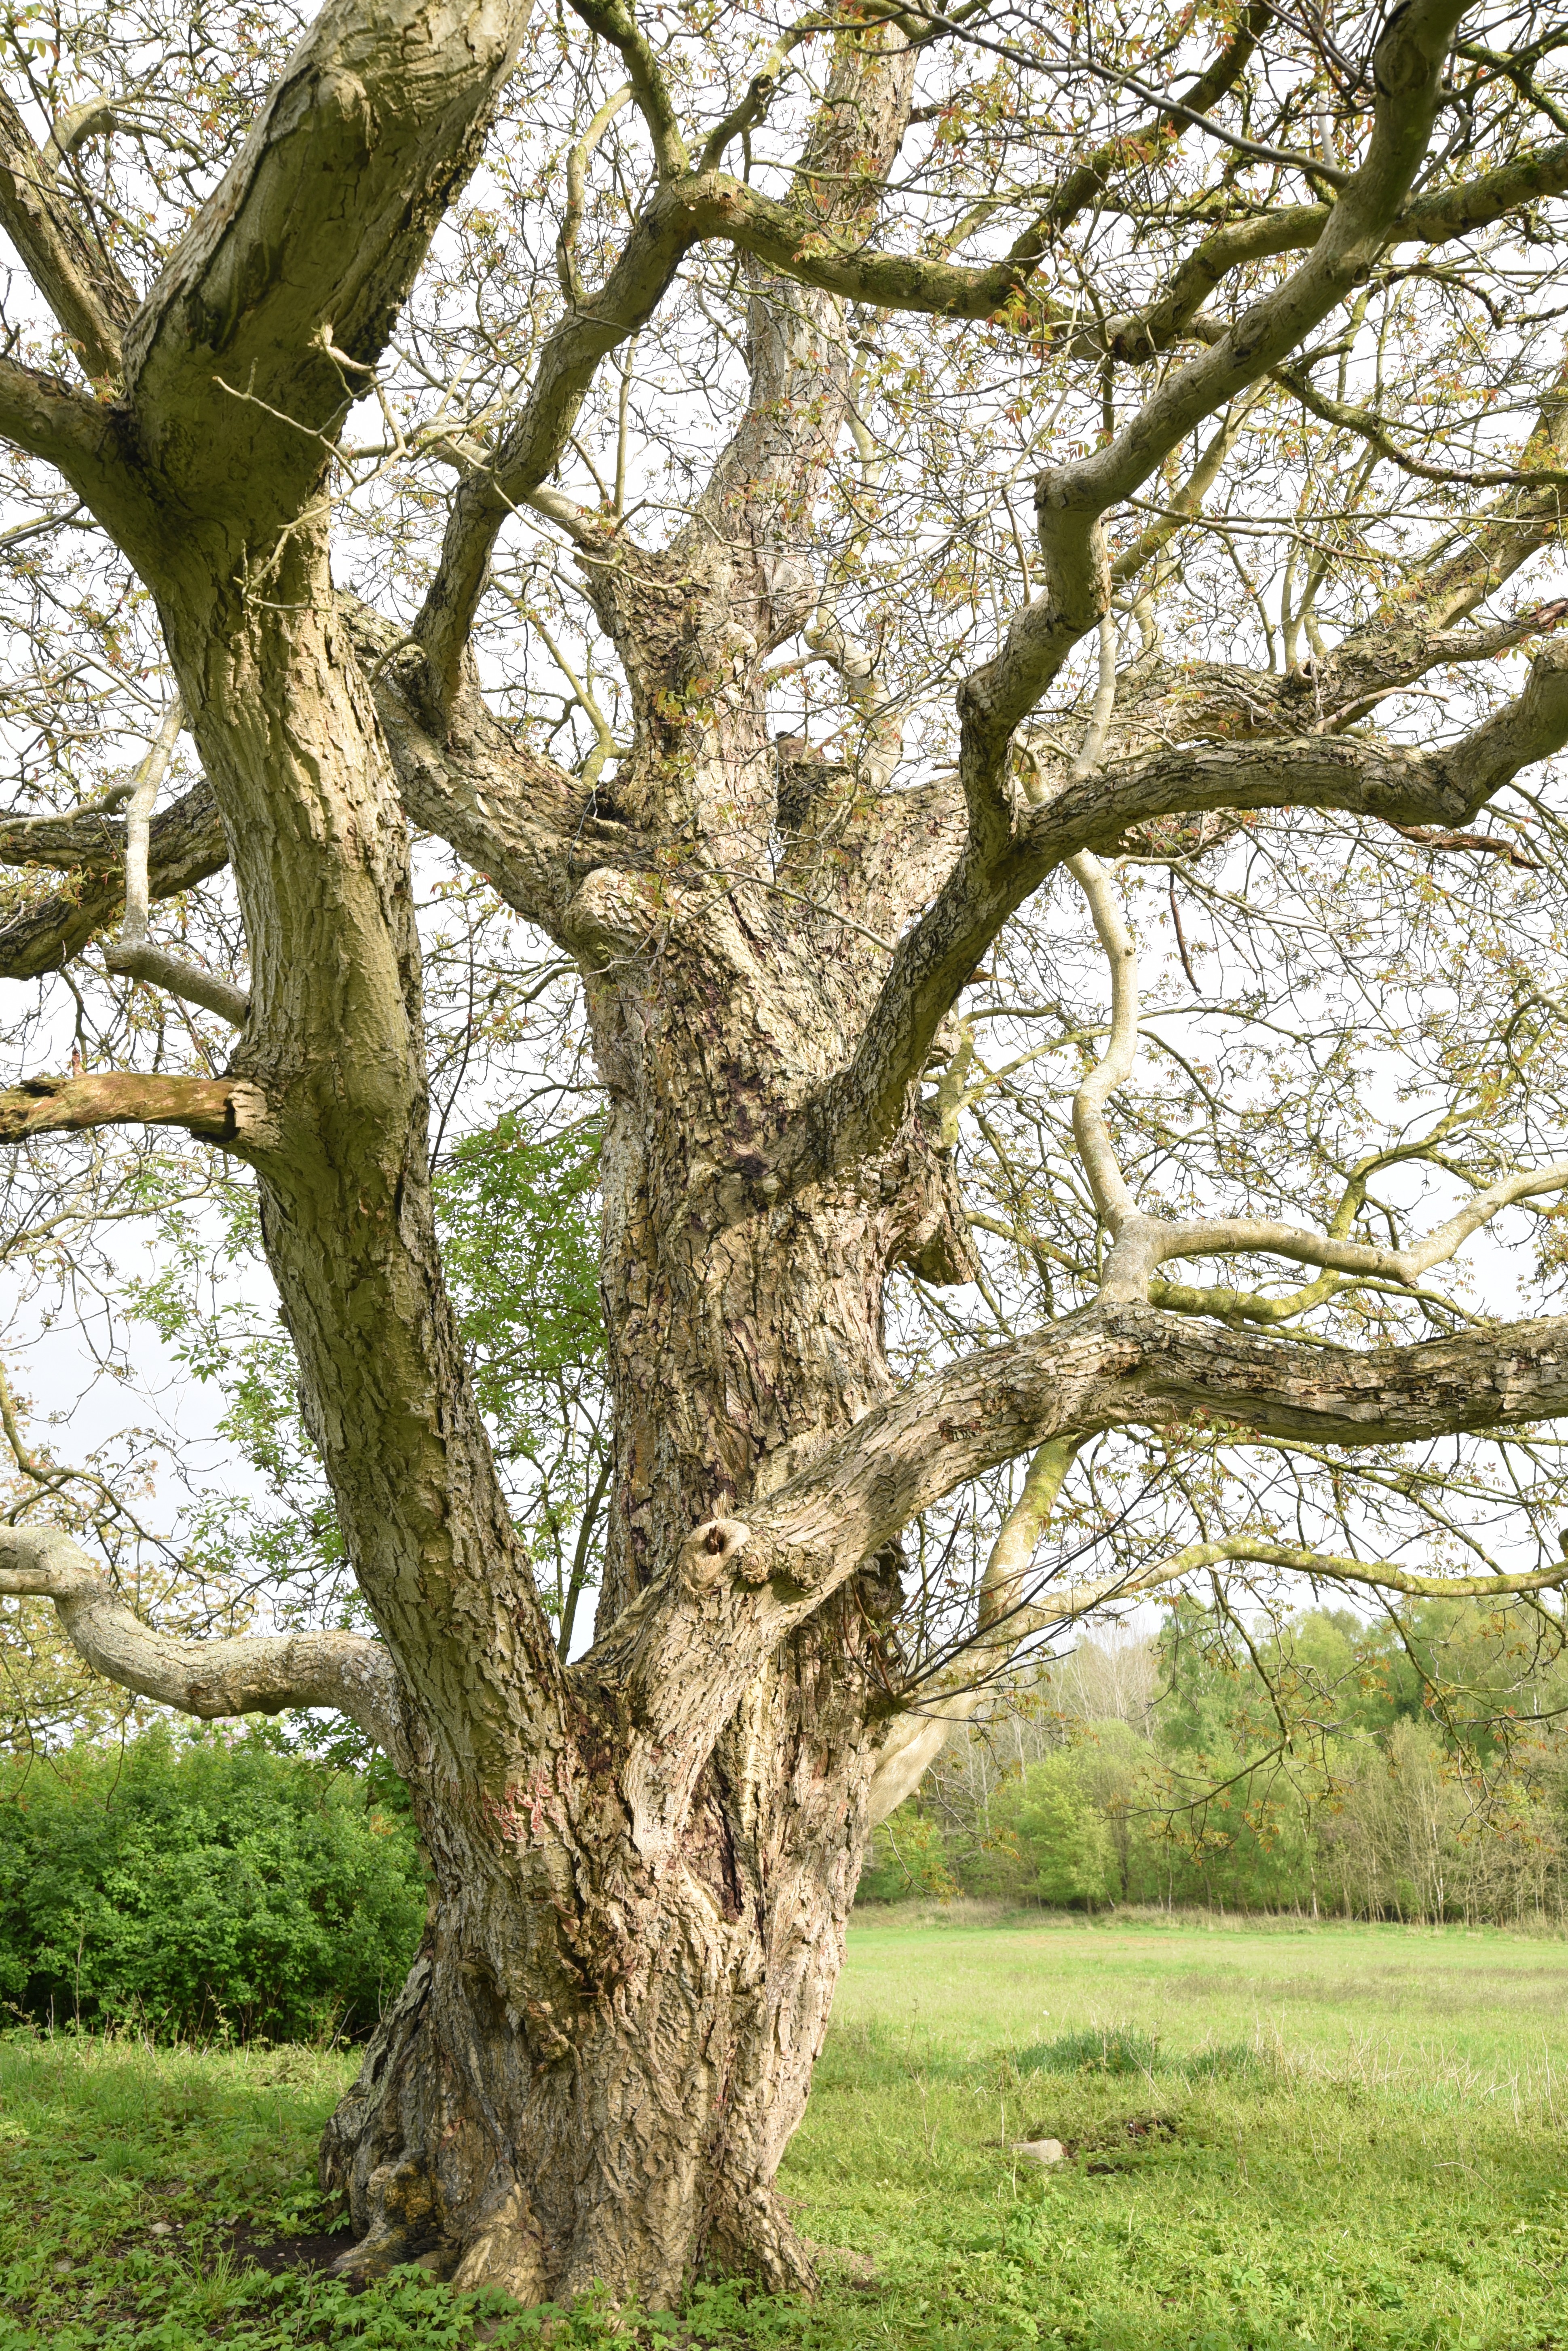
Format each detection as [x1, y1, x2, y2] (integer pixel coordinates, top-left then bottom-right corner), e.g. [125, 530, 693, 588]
[4, 1583, 1567, 2056]
[864, 1600, 1568, 1927]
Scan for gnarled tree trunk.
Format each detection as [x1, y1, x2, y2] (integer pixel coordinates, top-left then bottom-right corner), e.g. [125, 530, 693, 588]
[317, 450, 971, 2296]
[318, 1595, 890, 2298]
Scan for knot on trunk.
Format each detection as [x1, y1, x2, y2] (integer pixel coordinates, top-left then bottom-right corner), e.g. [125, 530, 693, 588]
[680, 1516, 754, 1591]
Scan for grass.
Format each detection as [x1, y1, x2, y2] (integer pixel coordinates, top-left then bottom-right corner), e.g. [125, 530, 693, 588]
[2, 1910, 1567, 2347]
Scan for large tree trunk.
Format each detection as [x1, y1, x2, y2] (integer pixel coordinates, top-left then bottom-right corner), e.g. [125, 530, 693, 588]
[120, 524, 924, 2292]
[313, 757, 940, 2292]
[319, 1585, 892, 2298]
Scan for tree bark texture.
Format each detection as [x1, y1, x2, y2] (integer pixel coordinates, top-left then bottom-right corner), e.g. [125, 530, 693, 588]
[307, 306, 963, 2298]
[129, 52, 941, 2288]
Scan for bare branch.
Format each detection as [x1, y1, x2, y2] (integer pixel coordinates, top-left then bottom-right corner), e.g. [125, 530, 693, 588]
[1105, 1161, 1568, 1303]
[795, 631, 1568, 1190]
[1030, 0, 1273, 239]
[1065, 850, 1138, 1226]
[99, 702, 248, 1025]
[899, 0, 1346, 189]
[413, 195, 703, 710]
[587, 1301, 1568, 1837]
[987, 0, 1471, 744]
[1061, 844, 1568, 1302]
[567, 0, 690, 180]
[101, 937, 249, 1025]
[0, 83, 132, 376]
[558, 85, 632, 304]
[0, 1524, 400, 1746]
[698, 72, 776, 177]
[1104, 137, 1568, 362]
[677, 167, 1071, 326]
[1124, 1535, 1568, 1606]
[1273, 359, 1568, 489]
[0, 1070, 273, 1151]
[1109, 387, 1270, 594]
[865, 1434, 1078, 1824]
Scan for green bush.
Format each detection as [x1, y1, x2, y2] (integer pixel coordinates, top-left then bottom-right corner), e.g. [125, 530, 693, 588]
[856, 1810, 957, 1902]
[0, 1728, 425, 2041]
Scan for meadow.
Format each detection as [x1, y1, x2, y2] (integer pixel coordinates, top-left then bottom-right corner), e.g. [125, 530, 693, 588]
[2, 1907, 1566, 2349]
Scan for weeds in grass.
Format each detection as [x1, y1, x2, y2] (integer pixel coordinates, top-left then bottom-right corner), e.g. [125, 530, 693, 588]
[1183, 2042, 1265, 2080]
[1016, 2023, 1162, 2076]
[1015, 2024, 1273, 2082]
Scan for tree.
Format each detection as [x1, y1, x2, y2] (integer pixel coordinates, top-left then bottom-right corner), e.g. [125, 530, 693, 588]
[4, 0, 1568, 2308]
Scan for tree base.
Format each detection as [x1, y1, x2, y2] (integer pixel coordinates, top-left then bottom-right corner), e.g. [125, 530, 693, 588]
[319, 1936, 823, 2305]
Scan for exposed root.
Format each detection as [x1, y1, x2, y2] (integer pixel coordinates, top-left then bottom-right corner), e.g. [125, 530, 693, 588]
[699, 2179, 820, 2298]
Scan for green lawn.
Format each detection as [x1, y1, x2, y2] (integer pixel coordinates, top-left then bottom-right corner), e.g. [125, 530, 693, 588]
[835, 1901, 1568, 2091]
[3, 1909, 1567, 2347]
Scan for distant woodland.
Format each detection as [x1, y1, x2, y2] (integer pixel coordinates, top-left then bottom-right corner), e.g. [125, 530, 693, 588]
[862, 1603, 1568, 1926]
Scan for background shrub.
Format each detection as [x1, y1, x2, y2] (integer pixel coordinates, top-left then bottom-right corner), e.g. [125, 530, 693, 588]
[856, 1809, 957, 1902]
[0, 1727, 425, 2041]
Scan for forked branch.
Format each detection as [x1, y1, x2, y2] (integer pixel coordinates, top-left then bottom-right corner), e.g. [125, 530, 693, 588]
[981, 0, 1471, 742]
[567, 0, 689, 179]
[123, 0, 537, 532]
[800, 632, 1568, 1183]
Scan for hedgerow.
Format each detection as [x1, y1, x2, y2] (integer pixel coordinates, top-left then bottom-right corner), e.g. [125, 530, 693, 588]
[0, 1729, 423, 2041]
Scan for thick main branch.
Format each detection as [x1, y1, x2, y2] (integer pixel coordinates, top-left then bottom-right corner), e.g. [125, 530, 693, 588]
[587, 1300, 1568, 1851]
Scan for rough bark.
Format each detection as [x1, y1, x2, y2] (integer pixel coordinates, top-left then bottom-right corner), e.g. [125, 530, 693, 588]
[318, 1597, 891, 2298]
[299, 38, 976, 2292]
